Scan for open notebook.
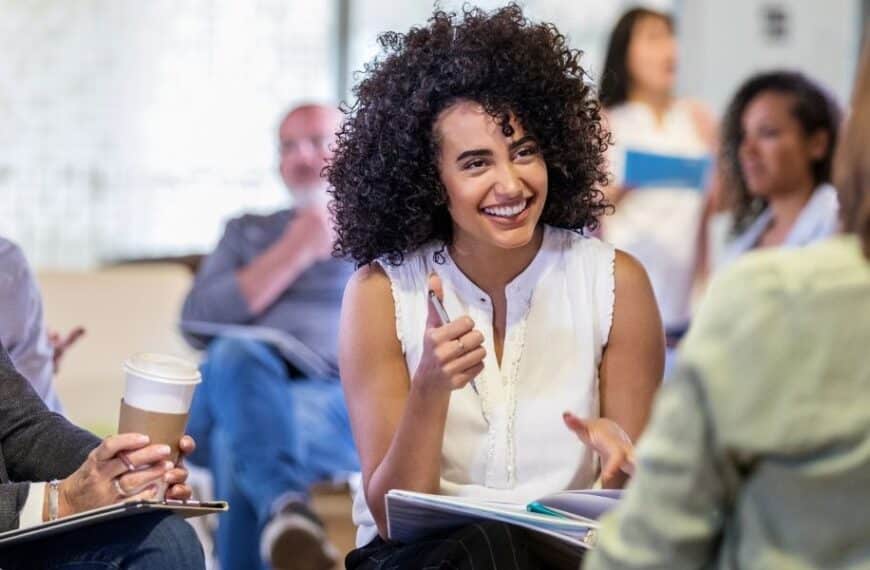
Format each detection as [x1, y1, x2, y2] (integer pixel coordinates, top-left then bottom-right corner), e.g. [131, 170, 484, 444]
[0, 499, 228, 547]
[386, 489, 620, 564]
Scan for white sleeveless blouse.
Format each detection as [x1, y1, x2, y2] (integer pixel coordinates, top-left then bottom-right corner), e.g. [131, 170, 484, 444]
[351, 226, 616, 546]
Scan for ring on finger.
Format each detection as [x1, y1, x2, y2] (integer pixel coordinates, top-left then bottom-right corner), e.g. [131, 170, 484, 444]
[113, 477, 132, 497]
[118, 452, 136, 472]
[455, 338, 466, 355]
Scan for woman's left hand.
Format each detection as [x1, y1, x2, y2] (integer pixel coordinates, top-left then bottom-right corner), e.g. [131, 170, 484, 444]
[563, 412, 635, 486]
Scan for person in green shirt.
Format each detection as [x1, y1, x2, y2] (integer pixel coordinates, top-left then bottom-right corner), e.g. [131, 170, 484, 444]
[585, 45, 870, 570]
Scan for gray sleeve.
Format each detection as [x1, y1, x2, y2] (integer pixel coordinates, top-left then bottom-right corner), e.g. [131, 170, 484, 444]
[584, 365, 733, 570]
[0, 342, 99, 486]
[0, 240, 62, 413]
[180, 219, 254, 347]
[0, 481, 30, 532]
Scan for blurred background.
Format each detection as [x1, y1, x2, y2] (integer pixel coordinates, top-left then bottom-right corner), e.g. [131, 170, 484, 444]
[2, 3, 867, 565]
[1, 0, 865, 270]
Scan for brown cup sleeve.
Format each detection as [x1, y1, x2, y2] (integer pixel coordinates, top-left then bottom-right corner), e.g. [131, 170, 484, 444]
[118, 399, 189, 463]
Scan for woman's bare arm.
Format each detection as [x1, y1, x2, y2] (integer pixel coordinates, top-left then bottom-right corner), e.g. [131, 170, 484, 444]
[339, 266, 484, 536]
[597, 250, 665, 486]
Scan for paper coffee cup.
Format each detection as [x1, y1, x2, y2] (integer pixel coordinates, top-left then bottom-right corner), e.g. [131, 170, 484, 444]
[118, 353, 201, 499]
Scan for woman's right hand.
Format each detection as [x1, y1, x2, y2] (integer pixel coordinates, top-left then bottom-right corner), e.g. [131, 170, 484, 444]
[412, 273, 486, 393]
[52, 433, 177, 519]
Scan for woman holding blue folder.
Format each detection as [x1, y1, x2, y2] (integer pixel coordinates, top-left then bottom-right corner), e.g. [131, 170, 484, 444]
[598, 8, 718, 349]
[328, 6, 663, 568]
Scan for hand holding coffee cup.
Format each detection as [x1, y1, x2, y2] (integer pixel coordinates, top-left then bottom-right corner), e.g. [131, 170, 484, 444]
[48, 433, 196, 520]
[117, 353, 201, 500]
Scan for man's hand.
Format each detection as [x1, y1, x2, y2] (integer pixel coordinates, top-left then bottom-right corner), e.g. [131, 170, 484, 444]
[48, 326, 86, 373]
[237, 203, 336, 315]
[280, 205, 334, 265]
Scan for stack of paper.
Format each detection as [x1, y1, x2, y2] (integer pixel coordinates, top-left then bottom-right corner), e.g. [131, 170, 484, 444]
[386, 488, 621, 560]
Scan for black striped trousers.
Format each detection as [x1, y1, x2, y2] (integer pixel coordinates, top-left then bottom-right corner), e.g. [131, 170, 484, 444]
[345, 521, 580, 570]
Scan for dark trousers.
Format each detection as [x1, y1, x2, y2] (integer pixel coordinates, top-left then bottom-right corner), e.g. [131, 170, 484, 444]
[346, 521, 579, 570]
[0, 512, 204, 569]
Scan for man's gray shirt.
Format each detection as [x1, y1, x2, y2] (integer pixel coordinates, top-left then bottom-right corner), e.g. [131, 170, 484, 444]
[0, 237, 62, 412]
[180, 209, 353, 373]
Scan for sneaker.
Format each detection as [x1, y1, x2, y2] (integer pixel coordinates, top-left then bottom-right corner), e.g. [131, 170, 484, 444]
[260, 499, 339, 570]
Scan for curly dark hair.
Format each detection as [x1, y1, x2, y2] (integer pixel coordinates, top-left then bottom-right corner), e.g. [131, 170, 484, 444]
[327, 4, 612, 266]
[721, 71, 841, 235]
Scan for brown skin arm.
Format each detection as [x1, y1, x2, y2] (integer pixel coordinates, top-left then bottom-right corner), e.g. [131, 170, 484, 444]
[597, 250, 665, 487]
[340, 265, 478, 538]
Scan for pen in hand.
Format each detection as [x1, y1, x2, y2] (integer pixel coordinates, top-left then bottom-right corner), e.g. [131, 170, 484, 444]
[428, 289, 480, 395]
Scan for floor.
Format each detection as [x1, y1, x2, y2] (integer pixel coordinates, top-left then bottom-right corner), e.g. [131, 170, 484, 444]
[312, 485, 357, 567]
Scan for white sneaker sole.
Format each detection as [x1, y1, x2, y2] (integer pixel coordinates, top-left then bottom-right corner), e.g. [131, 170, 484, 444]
[260, 513, 339, 570]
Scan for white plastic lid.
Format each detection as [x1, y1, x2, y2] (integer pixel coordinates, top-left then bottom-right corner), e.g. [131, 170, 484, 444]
[123, 353, 201, 384]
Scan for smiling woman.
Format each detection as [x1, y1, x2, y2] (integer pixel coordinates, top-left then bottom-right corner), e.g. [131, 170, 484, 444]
[716, 71, 841, 270]
[328, 5, 612, 268]
[434, 102, 548, 269]
[328, 5, 664, 569]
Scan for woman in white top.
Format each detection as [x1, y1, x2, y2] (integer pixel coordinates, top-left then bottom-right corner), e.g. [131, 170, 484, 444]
[714, 71, 841, 271]
[599, 8, 718, 344]
[328, 6, 664, 569]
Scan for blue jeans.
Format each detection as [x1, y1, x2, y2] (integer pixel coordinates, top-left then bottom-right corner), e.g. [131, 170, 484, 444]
[0, 512, 204, 569]
[186, 337, 359, 570]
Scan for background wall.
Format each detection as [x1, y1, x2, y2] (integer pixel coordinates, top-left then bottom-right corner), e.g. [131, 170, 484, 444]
[1, 0, 865, 269]
[0, 0, 336, 268]
[677, 0, 864, 114]
[343, 0, 674, 97]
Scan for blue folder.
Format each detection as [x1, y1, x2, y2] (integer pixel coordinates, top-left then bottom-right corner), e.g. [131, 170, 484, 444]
[623, 149, 712, 191]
